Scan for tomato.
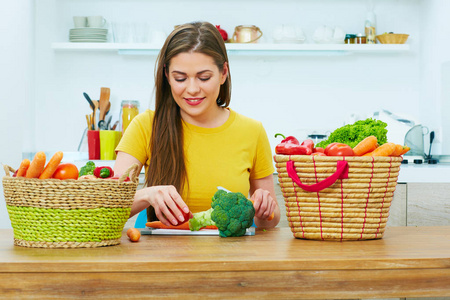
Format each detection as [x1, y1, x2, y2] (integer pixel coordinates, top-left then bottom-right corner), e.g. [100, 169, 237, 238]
[166, 203, 192, 224]
[325, 143, 355, 156]
[52, 163, 79, 180]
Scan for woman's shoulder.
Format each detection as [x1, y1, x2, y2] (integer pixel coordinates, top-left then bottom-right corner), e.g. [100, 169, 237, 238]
[231, 109, 263, 128]
[134, 109, 155, 124]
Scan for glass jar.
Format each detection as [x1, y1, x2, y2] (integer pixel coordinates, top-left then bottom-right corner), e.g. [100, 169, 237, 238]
[356, 33, 366, 44]
[121, 100, 140, 133]
[345, 34, 356, 44]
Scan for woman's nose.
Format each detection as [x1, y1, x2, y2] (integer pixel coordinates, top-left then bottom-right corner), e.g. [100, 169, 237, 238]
[186, 79, 200, 95]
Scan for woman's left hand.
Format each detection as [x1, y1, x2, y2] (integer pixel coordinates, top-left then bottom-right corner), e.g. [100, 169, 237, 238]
[250, 188, 277, 220]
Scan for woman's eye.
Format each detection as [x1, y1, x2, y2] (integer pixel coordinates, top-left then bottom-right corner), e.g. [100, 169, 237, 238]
[174, 78, 186, 82]
[199, 77, 211, 82]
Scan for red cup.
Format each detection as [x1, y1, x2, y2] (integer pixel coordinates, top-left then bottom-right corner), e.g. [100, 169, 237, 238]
[87, 130, 100, 160]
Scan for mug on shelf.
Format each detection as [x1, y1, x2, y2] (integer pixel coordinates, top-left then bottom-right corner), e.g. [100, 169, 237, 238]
[87, 16, 107, 28]
[73, 16, 87, 28]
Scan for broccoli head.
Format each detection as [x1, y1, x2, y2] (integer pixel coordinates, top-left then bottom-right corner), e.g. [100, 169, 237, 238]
[189, 190, 255, 237]
[78, 161, 96, 177]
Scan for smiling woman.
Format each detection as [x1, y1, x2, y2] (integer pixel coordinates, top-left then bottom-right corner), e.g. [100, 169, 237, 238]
[114, 21, 280, 229]
[166, 52, 229, 127]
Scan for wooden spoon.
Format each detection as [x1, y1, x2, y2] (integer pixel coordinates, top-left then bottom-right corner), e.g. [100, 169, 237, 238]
[99, 87, 110, 121]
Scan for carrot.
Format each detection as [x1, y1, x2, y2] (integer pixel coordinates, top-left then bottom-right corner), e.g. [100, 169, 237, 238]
[390, 144, 404, 156]
[363, 142, 396, 157]
[16, 159, 31, 177]
[400, 145, 410, 155]
[126, 228, 141, 242]
[249, 199, 274, 221]
[39, 151, 64, 179]
[353, 136, 378, 156]
[25, 152, 46, 178]
[145, 221, 218, 230]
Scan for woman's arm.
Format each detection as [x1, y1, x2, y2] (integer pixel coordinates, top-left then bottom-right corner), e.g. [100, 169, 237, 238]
[114, 151, 190, 225]
[250, 174, 281, 228]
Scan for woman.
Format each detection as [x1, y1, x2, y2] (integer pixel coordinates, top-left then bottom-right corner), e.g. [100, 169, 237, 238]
[114, 21, 280, 228]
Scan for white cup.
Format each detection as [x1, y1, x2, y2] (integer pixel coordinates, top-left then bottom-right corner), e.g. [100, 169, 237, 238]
[87, 16, 106, 28]
[73, 16, 87, 28]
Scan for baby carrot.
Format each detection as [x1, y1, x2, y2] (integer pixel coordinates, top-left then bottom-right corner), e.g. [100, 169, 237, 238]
[363, 142, 397, 157]
[126, 228, 141, 242]
[25, 152, 46, 178]
[353, 136, 378, 156]
[390, 144, 404, 156]
[39, 151, 64, 179]
[145, 221, 218, 230]
[16, 159, 31, 177]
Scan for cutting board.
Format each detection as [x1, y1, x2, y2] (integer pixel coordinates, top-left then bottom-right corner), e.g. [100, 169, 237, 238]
[141, 227, 255, 236]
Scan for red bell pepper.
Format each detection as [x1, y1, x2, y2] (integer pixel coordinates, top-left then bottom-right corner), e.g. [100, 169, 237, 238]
[93, 166, 114, 178]
[275, 134, 313, 155]
[300, 139, 314, 155]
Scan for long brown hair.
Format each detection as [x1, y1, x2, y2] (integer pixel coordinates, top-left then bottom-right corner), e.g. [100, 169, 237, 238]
[146, 21, 232, 221]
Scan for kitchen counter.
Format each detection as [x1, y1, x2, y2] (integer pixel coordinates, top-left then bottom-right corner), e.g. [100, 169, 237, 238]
[397, 162, 450, 183]
[0, 226, 449, 299]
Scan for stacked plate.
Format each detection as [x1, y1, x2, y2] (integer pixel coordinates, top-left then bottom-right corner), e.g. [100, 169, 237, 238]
[69, 28, 108, 42]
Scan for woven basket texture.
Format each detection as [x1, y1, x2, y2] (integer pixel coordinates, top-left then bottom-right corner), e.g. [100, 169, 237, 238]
[2, 164, 139, 248]
[376, 34, 409, 44]
[274, 155, 402, 241]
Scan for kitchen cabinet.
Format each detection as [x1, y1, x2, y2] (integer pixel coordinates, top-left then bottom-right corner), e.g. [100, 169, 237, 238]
[407, 183, 450, 226]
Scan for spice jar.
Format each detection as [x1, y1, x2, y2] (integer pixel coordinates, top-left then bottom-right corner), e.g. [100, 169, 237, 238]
[121, 100, 140, 133]
[356, 33, 366, 44]
[345, 34, 356, 44]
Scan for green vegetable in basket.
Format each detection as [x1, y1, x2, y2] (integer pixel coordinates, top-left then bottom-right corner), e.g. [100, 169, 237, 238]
[78, 161, 96, 177]
[316, 118, 388, 149]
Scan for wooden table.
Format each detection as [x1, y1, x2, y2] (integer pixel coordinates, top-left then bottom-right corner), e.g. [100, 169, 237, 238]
[0, 226, 449, 299]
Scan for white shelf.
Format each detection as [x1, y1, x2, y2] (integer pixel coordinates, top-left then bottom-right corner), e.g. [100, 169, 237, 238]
[51, 42, 410, 55]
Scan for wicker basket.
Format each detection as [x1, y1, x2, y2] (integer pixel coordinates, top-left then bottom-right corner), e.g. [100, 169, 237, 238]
[2, 164, 139, 248]
[274, 155, 402, 241]
[376, 34, 409, 44]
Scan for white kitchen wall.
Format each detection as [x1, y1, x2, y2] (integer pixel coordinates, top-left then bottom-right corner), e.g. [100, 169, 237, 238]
[419, 0, 450, 156]
[32, 0, 434, 154]
[1, 0, 448, 229]
[0, 1, 35, 228]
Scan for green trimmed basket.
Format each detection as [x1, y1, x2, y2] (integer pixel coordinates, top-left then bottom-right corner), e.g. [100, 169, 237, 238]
[2, 164, 139, 248]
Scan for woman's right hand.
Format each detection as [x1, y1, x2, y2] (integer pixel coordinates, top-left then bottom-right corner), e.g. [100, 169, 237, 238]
[144, 185, 191, 226]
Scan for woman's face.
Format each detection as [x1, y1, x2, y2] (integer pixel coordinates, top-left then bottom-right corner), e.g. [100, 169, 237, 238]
[166, 52, 228, 126]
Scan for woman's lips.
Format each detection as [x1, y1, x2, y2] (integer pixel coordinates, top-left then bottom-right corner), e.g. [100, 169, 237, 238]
[184, 97, 205, 106]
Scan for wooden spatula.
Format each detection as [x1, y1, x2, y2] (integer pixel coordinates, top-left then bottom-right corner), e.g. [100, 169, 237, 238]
[92, 100, 99, 130]
[99, 87, 110, 122]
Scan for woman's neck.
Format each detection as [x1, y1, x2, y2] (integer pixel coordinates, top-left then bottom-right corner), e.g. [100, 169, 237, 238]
[181, 107, 230, 128]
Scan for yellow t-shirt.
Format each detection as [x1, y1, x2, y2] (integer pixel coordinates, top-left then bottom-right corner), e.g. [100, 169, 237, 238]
[116, 108, 274, 213]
